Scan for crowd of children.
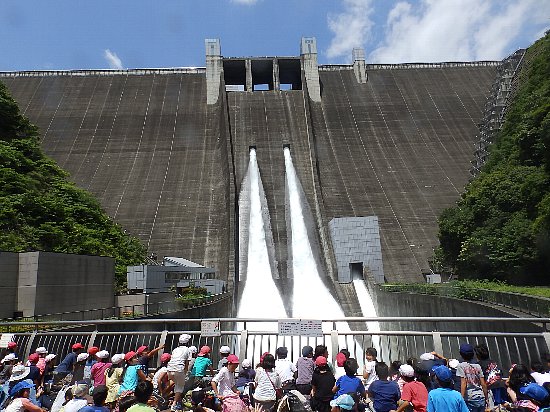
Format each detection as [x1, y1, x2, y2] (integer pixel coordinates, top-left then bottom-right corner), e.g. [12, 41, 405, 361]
[2, 338, 550, 412]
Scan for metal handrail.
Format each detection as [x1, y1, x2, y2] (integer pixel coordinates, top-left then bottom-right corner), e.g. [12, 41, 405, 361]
[2, 293, 230, 323]
[4, 318, 550, 375]
[1, 316, 549, 327]
[380, 284, 550, 317]
[0, 67, 206, 77]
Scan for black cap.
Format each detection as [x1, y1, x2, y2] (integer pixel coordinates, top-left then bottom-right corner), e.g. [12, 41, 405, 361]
[276, 347, 288, 357]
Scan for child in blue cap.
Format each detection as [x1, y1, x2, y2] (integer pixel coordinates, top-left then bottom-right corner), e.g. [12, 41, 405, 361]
[456, 343, 487, 412]
[428, 366, 469, 412]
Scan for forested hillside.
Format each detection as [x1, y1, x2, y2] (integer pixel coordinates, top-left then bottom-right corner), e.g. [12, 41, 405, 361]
[0, 82, 146, 290]
[436, 32, 550, 285]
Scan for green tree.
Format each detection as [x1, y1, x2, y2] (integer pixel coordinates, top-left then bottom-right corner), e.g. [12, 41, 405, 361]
[436, 32, 550, 285]
[0, 81, 146, 291]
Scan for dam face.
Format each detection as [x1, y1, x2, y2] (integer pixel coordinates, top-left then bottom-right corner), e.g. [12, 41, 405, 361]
[1, 39, 497, 306]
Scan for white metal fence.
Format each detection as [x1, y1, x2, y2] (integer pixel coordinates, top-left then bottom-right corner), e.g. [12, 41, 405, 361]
[2, 317, 548, 373]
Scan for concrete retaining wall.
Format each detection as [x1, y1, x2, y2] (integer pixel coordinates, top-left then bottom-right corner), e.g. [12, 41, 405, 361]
[0, 252, 19, 319]
[369, 285, 542, 332]
[1, 251, 115, 318]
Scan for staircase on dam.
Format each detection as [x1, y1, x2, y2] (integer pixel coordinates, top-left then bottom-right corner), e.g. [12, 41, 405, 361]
[1, 39, 502, 302]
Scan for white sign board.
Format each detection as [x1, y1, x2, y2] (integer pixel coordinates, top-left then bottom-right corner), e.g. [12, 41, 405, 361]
[278, 320, 323, 337]
[299, 320, 323, 337]
[0, 334, 15, 349]
[201, 320, 221, 337]
[278, 320, 302, 336]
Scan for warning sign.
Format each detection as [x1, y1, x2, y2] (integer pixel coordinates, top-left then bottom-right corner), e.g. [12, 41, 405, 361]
[278, 320, 323, 337]
[0, 334, 15, 349]
[201, 320, 221, 337]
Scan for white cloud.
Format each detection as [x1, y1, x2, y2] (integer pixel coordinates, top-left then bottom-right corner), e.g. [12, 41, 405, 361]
[368, 0, 550, 63]
[326, 0, 374, 61]
[104, 49, 123, 69]
[231, 0, 258, 4]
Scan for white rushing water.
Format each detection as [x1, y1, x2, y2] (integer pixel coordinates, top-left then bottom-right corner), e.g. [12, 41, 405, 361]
[237, 149, 286, 362]
[284, 147, 359, 357]
[236, 148, 379, 365]
[353, 279, 380, 353]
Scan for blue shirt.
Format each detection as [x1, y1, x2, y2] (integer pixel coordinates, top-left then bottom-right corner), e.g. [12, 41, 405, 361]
[191, 356, 213, 377]
[368, 380, 400, 412]
[334, 375, 366, 398]
[28, 365, 41, 383]
[79, 406, 110, 412]
[427, 388, 469, 412]
[57, 352, 77, 373]
[119, 365, 142, 393]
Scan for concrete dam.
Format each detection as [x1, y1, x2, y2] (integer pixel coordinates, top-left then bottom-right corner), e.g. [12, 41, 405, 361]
[1, 38, 499, 316]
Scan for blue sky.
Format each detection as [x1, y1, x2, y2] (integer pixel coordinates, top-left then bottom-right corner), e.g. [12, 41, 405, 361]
[0, 0, 548, 71]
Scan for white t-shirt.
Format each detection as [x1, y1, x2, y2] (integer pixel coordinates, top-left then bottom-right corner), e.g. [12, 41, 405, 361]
[254, 367, 282, 402]
[532, 372, 550, 385]
[275, 359, 297, 383]
[363, 360, 378, 389]
[4, 398, 24, 412]
[334, 366, 346, 380]
[212, 366, 236, 397]
[167, 346, 190, 372]
[153, 366, 168, 390]
[64, 398, 88, 412]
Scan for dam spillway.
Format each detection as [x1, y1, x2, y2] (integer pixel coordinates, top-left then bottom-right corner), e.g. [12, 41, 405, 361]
[1, 38, 500, 313]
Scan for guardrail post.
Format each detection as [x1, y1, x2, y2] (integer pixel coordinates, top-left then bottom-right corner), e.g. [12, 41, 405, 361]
[543, 333, 550, 354]
[157, 330, 168, 368]
[239, 329, 248, 362]
[432, 331, 443, 356]
[330, 330, 339, 366]
[25, 331, 37, 359]
[88, 330, 98, 350]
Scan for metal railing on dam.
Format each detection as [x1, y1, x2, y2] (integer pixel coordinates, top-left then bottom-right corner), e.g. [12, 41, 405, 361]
[0, 67, 207, 77]
[2, 318, 548, 373]
[2, 293, 230, 323]
[381, 284, 550, 318]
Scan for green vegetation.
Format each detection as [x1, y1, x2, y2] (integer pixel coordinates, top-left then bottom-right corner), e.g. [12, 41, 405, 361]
[435, 33, 550, 285]
[175, 286, 209, 301]
[384, 280, 550, 299]
[0, 81, 146, 291]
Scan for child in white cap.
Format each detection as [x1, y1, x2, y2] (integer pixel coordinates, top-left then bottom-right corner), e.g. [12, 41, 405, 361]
[105, 354, 125, 407]
[42, 354, 57, 386]
[35, 347, 48, 375]
[91, 350, 111, 387]
[236, 359, 255, 392]
[167, 334, 192, 412]
[71, 353, 89, 385]
[392, 364, 428, 412]
[0, 353, 18, 384]
[217, 346, 230, 371]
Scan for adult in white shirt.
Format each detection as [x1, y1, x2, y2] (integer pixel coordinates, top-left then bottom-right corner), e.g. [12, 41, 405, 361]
[275, 347, 296, 390]
[167, 334, 192, 411]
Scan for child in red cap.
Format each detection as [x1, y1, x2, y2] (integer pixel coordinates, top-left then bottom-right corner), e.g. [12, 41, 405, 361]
[212, 354, 247, 412]
[311, 356, 335, 412]
[26, 353, 41, 386]
[184, 346, 214, 394]
[153, 352, 173, 406]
